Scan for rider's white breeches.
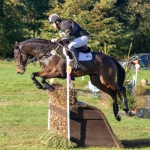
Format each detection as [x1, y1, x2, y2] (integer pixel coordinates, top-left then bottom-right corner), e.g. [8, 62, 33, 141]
[68, 36, 88, 49]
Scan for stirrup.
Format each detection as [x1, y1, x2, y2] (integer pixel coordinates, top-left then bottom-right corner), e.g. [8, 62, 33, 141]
[74, 63, 82, 71]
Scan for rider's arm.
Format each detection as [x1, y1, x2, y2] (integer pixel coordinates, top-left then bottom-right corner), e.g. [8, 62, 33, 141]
[58, 29, 71, 42]
[58, 20, 72, 42]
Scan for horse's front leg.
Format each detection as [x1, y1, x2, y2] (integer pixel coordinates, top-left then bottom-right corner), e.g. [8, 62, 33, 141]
[31, 73, 43, 89]
[41, 77, 54, 91]
[40, 70, 65, 91]
[31, 70, 57, 91]
[31, 67, 65, 91]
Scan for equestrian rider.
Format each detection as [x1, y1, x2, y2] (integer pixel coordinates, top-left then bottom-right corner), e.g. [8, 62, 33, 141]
[48, 13, 90, 71]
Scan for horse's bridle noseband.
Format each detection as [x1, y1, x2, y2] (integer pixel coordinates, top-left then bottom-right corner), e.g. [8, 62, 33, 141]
[14, 45, 26, 69]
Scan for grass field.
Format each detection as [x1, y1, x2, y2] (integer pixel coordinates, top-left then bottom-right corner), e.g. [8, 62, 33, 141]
[0, 60, 150, 150]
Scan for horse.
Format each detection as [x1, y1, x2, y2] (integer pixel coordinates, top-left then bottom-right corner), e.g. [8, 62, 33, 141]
[12, 38, 133, 121]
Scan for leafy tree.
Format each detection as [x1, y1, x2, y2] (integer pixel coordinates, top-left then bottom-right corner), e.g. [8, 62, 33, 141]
[0, 0, 53, 57]
[1, 0, 150, 59]
[0, 0, 25, 57]
[114, 0, 150, 55]
[43, 0, 122, 56]
[19, 0, 52, 38]
[39, 0, 65, 39]
[84, 0, 125, 57]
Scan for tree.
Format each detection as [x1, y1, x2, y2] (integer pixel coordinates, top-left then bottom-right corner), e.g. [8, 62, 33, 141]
[83, 0, 125, 57]
[0, 0, 53, 57]
[19, 0, 52, 38]
[114, 0, 150, 55]
[1, 0, 150, 58]
[0, 0, 29, 57]
[43, 0, 121, 55]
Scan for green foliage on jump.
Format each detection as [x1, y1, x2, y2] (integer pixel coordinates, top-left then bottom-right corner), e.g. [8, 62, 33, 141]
[41, 128, 77, 149]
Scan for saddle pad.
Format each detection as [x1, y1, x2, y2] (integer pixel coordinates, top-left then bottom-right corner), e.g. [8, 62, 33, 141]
[78, 52, 92, 61]
[63, 47, 92, 61]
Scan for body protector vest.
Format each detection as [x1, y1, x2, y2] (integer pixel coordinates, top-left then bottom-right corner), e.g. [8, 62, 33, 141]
[58, 20, 89, 40]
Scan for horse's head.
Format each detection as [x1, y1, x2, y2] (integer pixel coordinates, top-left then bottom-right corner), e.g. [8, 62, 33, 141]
[12, 42, 28, 74]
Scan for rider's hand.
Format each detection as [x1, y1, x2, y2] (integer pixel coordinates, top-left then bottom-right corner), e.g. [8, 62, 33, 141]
[51, 38, 58, 42]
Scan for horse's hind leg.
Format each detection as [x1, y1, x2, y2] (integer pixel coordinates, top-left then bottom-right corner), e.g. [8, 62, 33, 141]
[100, 75, 133, 117]
[113, 98, 121, 121]
[118, 87, 133, 116]
[90, 75, 121, 121]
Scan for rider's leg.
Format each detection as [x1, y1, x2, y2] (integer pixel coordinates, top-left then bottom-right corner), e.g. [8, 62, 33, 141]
[70, 46, 82, 70]
[68, 36, 88, 71]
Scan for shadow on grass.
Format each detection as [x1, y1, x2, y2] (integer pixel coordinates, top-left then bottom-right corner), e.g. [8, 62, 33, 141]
[122, 139, 150, 148]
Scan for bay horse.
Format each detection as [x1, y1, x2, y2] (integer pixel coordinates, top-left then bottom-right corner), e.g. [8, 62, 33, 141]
[12, 38, 133, 121]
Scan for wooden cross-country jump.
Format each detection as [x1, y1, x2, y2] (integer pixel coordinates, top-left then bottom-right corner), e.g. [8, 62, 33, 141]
[47, 84, 123, 148]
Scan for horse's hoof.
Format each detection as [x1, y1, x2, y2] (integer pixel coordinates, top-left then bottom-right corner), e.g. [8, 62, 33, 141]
[36, 86, 43, 89]
[43, 83, 54, 92]
[48, 87, 54, 92]
[36, 85, 43, 89]
[42, 86, 47, 90]
[115, 115, 121, 121]
[126, 111, 133, 117]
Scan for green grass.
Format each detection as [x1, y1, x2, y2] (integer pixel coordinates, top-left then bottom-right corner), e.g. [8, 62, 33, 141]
[0, 60, 150, 150]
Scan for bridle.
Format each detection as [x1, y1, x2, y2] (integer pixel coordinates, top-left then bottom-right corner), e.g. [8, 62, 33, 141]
[15, 42, 59, 68]
[14, 45, 26, 69]
[14, 42, 62, 69]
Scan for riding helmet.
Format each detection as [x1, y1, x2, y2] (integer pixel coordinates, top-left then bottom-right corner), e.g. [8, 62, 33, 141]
[48, 14, 61, 23]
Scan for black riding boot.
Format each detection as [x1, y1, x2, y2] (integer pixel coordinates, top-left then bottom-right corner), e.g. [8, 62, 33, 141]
[70, 47, 82, 71]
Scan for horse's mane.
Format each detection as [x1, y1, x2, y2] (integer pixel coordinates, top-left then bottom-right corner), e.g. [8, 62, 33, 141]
[20, 38, 49, 45]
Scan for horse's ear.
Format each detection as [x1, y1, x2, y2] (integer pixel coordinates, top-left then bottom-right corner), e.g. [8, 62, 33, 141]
[12, 44, 15, 49]
[15, 41, 18, 45]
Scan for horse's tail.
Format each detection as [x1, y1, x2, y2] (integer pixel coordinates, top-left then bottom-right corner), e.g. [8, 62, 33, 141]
[112, 58, 125, 87]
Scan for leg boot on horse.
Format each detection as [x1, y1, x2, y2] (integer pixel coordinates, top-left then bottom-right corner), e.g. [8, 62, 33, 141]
[41, 77, 54, 91]
[31, 73, 43, 89]
[113, 100, 121, 121]
[122, 97, 133, 117]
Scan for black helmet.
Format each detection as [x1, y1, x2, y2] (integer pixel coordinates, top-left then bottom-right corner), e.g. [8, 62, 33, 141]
[48, 14, 61, 23]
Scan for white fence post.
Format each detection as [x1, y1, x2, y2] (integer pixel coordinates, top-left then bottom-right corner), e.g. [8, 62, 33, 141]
[66, 55, 70, 141]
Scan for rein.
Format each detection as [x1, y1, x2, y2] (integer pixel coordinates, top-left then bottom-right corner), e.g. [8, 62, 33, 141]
[25, 44, 53, 65]
[40, 45, 61, 62]
[40, 42, 70, 62]
[15, 41, 67, 68]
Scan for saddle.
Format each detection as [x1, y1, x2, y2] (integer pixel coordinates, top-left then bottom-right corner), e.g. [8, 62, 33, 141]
[76, 45, 91, 53]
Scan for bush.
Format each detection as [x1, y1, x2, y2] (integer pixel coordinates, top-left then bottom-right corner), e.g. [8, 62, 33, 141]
[134, 81, 147, 95]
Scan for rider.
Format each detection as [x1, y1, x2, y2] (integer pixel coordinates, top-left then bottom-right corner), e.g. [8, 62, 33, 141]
[48, 13, 90, 71]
